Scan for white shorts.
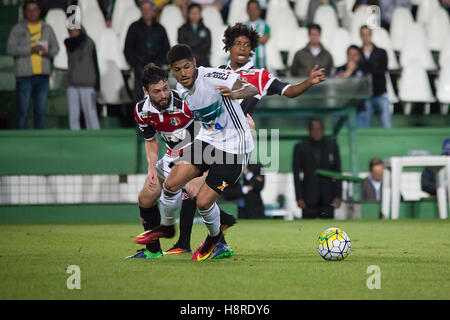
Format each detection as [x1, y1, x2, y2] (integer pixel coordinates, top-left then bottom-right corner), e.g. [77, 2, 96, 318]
[155, 153, 177, 181]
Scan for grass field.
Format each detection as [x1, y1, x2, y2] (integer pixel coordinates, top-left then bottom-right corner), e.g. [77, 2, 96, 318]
[0, 219, 449, 300]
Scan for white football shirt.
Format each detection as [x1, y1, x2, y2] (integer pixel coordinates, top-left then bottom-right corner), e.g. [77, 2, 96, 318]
[176, 66, 254, 155]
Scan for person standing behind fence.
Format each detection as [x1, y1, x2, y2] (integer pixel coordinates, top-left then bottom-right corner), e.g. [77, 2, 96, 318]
[7, 0, 59, 129]
[64, 26, 101, 130]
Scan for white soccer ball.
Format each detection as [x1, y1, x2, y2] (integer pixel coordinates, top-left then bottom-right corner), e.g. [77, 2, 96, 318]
[317, 227, 351, 261]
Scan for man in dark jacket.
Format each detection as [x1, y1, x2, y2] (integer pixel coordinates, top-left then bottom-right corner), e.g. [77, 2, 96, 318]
[124, 0, 170, 102]
[65, 26, 100, 130]
[360, 158, 384, 202]
[177, 3, 211, 67]
[358, 25, 391, 128]
[293, 119, 342, 219]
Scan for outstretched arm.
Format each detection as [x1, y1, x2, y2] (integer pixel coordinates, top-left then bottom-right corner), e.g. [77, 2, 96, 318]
[216, 79, 258, 100]
[283, 65, 326, 98]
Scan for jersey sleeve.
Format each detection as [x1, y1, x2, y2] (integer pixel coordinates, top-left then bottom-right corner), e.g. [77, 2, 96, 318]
[258, 69, 288, 97]
[134, 103, 156, 141]
[266, 77, 291, 96]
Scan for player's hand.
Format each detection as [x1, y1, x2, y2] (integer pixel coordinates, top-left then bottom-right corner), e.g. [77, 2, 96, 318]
[308, 65, 326, 85]
[216, 85, 233, 97]
[146, 168, 159, 190]
[297, 199, 306, 209]
[331, 198, 342, 208]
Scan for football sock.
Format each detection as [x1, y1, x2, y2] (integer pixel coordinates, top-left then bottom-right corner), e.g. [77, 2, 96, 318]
[139, 205, 161, 253]
[197, 202, 221, 237]
[160, 186, 182, 226]
[177, 196, 196, 249]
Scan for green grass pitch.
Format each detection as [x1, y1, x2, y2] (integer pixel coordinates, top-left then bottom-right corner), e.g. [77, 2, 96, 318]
[0, 219, 449, 299]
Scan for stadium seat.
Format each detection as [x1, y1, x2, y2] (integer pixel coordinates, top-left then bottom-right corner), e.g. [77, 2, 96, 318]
[268, 8, 298, 52]
[439, 35, 450, 67]
[400, 23, 437, 71]
[398, 60, 435, 115]
[328, 28, 351, 68]
[313, 5, 339, 49]
[287, 27, 309, 68]
[117, 6, 141, 52]
[386, 72, 399, 106]
[294, 0, 310, 22]
[436, 59, 450, 115]
[97, 59, 131, 106]
[111, 0, 138, 35]
[78, 0, 102, 14]
[390, 7, 414, 51]
[209, 25, 228, 69]
[201, 6, 225, 33]
[425, 6, 450, 52]
[226, 0, 248, 25]
[266, 0, 292, 27]
[371, 28, 400, 70]
[45, 9, 69, 70]
[81, 7, 107, 45]
[159, 4, 184, 47]
[349, 5, 369, 47]
[265, 36, 285, 71]
[416, 0, 440, 25]
[97, 28, 129, 71]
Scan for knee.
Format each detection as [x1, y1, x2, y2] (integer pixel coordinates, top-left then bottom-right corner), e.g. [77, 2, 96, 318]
[163, 179, 180, 193]
[196, 196, 213, 211]
[138, 189, 157, 208]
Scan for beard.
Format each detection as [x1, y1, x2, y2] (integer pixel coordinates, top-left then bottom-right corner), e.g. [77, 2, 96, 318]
[151, 96, 171, 111]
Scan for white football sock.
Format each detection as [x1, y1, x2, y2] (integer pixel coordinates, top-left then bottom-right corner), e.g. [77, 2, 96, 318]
[159, 186, 182, 226]
[198, 202, 221, 237]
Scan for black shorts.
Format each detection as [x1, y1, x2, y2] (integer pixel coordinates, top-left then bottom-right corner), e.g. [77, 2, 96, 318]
[172, 139, 250, 195]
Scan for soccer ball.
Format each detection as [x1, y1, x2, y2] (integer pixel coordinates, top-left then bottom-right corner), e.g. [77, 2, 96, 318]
[317, 227, 351, 261]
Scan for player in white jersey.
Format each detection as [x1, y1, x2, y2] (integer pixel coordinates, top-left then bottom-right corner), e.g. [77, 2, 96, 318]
[135, 44, 258, 261]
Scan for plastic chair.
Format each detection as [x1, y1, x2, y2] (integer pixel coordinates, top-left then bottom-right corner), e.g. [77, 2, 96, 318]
[97, 28, 129, 71]
[398, 59, 435, 115]
[400, 23, 437, 71]
[269, 9, 298, 52]
[426, 7, 450, 52]
[78, 0, 102, 14]
[111, 0, 138, 35]
[266, 0, 292, 27]
[349, 5, 369, 47]
[117, 6, 141, 52]
[45, 9, 69, 70]
[97, 60, 131, 106]
[227, 0, 248, 25]
[386, 72, 399, 106]
[287, 27, 309, 67]
[294, 0, 310, 22]
[81, 8, 107, 45]
[371, 27, 400, 70]
[328, 28, 352, 68]
[313, 5, 339, 49]
[159, 4, 184, 47]
[436, 59, 450, 115]
[439, 35, 450, 67]
[202, 6, 225, 33]
[209, 24, 228, 68]
[265, 36, 285, 71]
[390, 7, 414, 51]
[416, 0, 440, 25]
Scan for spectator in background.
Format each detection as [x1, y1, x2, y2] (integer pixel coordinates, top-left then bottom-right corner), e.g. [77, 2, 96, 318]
[291, 24, 334, 77]
[64, 26, 101, 130]
[421, 138, 450, 196]
[124, 0, 170, 102]
[358, 25, 391, 128]
[361, 158, 384, 202]
[178, 3, 211, 67]
[379, 0, 411, 30]
[336, 45, 368, 78]
[244, 0, 270, 69]
[7, 0, 59, 129]
[293, 119, 342, 219]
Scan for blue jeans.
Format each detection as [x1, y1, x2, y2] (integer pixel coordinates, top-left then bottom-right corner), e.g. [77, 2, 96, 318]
[16, 75, 49, 129]
[357, 93, 392, 128]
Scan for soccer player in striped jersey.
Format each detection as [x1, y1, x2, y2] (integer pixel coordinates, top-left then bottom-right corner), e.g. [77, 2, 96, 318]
[135, 44, 259, 261]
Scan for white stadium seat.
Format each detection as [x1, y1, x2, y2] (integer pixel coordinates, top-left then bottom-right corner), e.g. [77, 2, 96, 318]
[111, 0, 138, 35]
[426, 6, 450, 52]
[390, 7, 414, 51]
[328, 28, 351, 68]
[265, 36, 285, 71]
[78, 0, 102, 14]
[313, 5, 339, 49]
[439, 35, 450, 67]
[398, 60, 435, 114]
[45, 9, 69, 70]
[349, 5, 369, 47]
[287, 27, 309, 68]
[81, 7, 106, 45]
[400, 23, 437, 71]
[386, 72, 399, 105]
[202, 6, 225, 33]
[97, 60, 131, 105]
[416, 0, 440, 25]
[269, 8, 298, 52]
[117, 6, 141, 53]
[436, 59, 450, 114]
[227, 0, 248, 25]
[266, 0, 291, 27]
[209, 25, 228, 68]
[294, 0, 310, 22]
[159, 4, 184, 47]
[97, 28, 129, 71]
[371, 27, 400, 70]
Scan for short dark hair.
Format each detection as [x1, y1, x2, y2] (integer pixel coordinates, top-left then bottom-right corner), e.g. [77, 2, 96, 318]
[308, 24, 322, 34]
[187, 2, 202, 13]
[369, 158, 383, 170]
[167, 44, 194, 65]
[23, 0, 40, 12]
[308, 118, 324, 131]
[222, 23, 259, 53]
[347, 44, 362, 55]
[141, 64, 168, 90]
[360, 25, 371, 34]
[247, 0, 260, 9]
